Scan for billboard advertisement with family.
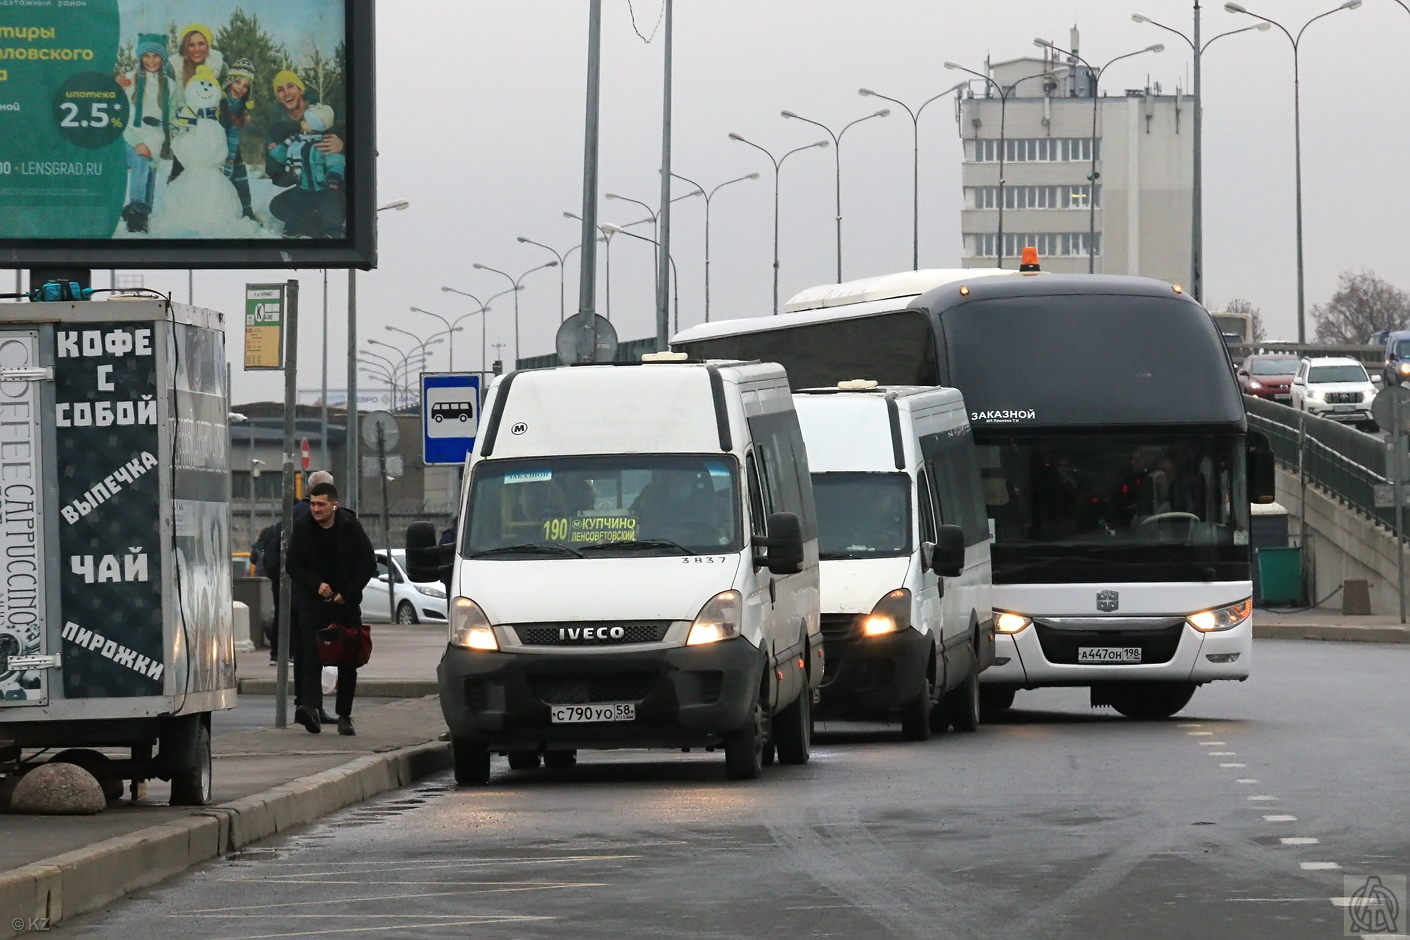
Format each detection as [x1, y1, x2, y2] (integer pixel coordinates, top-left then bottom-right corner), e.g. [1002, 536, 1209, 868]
[0, 0, 375, 268]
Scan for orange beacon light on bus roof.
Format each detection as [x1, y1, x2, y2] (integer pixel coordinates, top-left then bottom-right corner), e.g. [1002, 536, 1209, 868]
[1019, 246, 1041, 273]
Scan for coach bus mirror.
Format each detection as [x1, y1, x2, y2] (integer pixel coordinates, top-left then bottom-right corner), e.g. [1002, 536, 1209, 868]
[932, 524, 966, 578]
[754, 512, 804, 575]
[404, 521, 445, 584]
[1247, 431, 1277, 505]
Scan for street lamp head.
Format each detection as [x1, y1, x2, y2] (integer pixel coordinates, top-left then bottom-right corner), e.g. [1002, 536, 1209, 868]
[875, 108, 891, 117]
[1342, 0, 1362, 9]
[746, 172, 761, 180]
[600, 223, 624, 234]
[727, 132, 744, 141]
[545, 260, 559, 268]
[472, 263, 488, 271]
[516, 236, 530, 243]
[942, 61, 960, 69]
[1146, 43, 1165, 53]
[780, 110, 798, 119]
[604, 192, 624, 200]
[1224, 2, 1247, 12]
[812, 140, 831, 149]
[858, 87, 875, 95]
[1255, 21, 1272, 29]
[377, 199, 410, 212]
[1034, 37, 1053, 48]
[1131, 13, 1149, 22]
[564, 210, 581, 220]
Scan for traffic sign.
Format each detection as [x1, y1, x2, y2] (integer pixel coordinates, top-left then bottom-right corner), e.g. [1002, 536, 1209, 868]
[362, 454, 404, 479]
[422, 373, 481, 466]
[361, 411, 400, 451]
[556, 312, 617, 365]
[300, 438, 310, 471]
[1372, 385, 1410, 435]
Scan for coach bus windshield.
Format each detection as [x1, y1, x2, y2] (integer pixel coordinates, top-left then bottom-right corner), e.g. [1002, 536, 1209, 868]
[978, 433, 1249, 584]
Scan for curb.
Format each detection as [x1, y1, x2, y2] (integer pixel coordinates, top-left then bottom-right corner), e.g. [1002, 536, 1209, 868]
[0, 740, 450, 938]
[1254, 623, 1410, 643]
[236, 678, 439, 697]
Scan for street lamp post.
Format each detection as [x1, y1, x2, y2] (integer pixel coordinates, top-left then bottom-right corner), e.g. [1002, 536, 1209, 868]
[1223, 0, 1362, 344]
[859, 82, 970, 271]
[1133, 9, 1271, 303]
[602, 224, 682, 333]
[385, 324, 440, 372]
[780, 108, 890, 282]
[937, 68, 1061, 268]
[727, 133, 830, 315]
[1034, 39, 1166, 274]
[443, 285, 519, 377]
[346, 198, 410, 513]
[564, 212, 616, 319]
[671, 171, 758, 322]
[516, 237, 568, 322]
[473, 261, 559, 367]
[409, 306, 453, 369]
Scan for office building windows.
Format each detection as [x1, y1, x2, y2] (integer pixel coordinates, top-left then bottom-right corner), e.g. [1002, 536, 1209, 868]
[968, 185, 1100, 210]
[966, 232, 1101, 258]
[972, 137, 1100, 163]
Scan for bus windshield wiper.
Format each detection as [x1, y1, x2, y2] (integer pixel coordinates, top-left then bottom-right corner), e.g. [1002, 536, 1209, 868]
[579, 538, 696, 555]
[468, 542, 584, 559]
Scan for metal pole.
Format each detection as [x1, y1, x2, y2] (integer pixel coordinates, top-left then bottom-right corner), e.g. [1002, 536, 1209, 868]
[577, 0, 603, 363]
[1191, 0, 1203, 302]
[1298, 408, 1308, 603]
[1395, 395, 1406, 624]
[378, 425, 394, 625]
[656, 0, 673, 349]
[704, 196, 712, 321]
[275, 279, 299, 730]
[1292, 45, 1306, 345]
[910, 107, 919, 270]
[1088, 77, 1099, 274]
[248, 426, 256, 554]
[997, 91, 1009, 267]
[345, 268, 359, 511]
[772, 164, 780, 315]
[320, 269, 329, 470]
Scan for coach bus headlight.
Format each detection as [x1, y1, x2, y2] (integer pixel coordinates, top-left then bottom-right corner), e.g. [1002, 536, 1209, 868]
[1188, 598, 1252, 633]
[450, 597, 498, 651]
[863, 589, 911, 636]
[687, 591, 743, 646]
[995, 612, 1032, 634]
[1399, 362, 1410, 376]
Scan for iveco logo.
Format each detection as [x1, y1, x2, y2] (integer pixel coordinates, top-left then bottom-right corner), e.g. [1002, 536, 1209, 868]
[559, 626, 627, 641]
[1096, 590, 1120, 612]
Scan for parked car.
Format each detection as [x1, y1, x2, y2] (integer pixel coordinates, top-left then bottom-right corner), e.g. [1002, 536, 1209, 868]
[364, 550, 448, 624]
[1291, 357, 1378, 430]
[1236, 354, 1299, 403]
[1382, 330, 1410, 386]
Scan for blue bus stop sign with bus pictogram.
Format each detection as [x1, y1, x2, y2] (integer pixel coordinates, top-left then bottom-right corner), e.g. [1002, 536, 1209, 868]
[422, 373, 480, 466]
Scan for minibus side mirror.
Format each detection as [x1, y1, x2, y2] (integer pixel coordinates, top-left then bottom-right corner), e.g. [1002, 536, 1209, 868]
[931, 524, 966, 578]
[404, 521, 449, 584]
[754, 512, 804, 575]
[1246, 431, 1277, 505]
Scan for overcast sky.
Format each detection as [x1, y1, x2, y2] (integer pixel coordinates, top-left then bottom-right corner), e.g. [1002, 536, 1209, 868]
[105, 0, 1407, 404]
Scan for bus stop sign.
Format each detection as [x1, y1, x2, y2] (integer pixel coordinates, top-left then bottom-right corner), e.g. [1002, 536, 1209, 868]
[422, 372, 480, 466]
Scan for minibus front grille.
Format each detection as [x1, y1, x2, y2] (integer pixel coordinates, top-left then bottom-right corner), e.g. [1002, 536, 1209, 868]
[513, 621, 672, 646]
[530, 672, 658, 705]
[820, 614, 860, 642]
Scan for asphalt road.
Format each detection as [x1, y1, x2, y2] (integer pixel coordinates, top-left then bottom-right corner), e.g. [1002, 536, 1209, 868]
[53, 640, 1410, 939]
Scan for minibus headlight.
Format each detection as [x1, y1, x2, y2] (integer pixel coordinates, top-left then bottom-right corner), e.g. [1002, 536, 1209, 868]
[995, 612, 1032, 634]
[1188, 598, 1252, 633]
[687, 590, 743, 646]
[863, 589, 911, 637]
[1399, 362, 1410, 376]
[449, 597, 498, 650]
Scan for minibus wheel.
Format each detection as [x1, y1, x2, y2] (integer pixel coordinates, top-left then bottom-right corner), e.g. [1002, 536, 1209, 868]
[774, 687, 811, 764]
[947, 664, 981, 733]
[900, 670, 933, 742]
[724, 705, 764, 780]
[452, 737, 491, 785]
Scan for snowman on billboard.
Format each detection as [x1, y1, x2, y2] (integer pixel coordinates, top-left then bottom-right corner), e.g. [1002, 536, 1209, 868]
[149, 66, 262, 238]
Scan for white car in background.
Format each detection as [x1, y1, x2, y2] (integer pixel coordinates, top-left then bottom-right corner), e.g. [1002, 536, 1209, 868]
[1291, 357, 1378, 431]
[364, 549, 448, 624]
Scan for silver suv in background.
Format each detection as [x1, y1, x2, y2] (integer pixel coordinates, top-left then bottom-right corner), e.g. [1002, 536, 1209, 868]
[1291, 357, 1377, 431]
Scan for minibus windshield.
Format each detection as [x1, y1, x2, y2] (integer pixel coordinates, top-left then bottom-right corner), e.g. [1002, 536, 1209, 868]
[463, 455, 742, 557]
[812, 472, 912, 560]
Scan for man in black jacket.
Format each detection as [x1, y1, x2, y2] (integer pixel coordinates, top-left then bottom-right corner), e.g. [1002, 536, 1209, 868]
[284, 481, 376, 735]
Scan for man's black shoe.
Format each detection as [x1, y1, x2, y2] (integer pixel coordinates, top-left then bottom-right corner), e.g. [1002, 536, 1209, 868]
[319, 708, 333, 724]
[337, 716, 355, 736]
[295, 706, 321, 734]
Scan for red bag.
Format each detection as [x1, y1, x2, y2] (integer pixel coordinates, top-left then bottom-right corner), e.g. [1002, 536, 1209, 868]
[316, 623, 372, 668]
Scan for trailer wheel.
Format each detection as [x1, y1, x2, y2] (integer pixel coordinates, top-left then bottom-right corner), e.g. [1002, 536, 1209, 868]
[169, 721, 212, 806]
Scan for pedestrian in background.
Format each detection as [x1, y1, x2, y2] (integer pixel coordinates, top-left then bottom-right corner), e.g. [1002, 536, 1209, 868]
[285, 480, 375, 735]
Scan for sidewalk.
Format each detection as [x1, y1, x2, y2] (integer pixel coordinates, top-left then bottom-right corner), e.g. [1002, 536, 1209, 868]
[1, 624, 451, 936]
[1254, 607, 1410, 643]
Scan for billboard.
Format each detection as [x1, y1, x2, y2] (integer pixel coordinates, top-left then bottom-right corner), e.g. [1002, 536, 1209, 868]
[0, 0, 375, 269]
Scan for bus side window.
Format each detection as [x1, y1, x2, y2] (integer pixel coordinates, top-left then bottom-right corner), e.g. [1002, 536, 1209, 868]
[746, 453, 768, 538]
[916, 469, 938, 544]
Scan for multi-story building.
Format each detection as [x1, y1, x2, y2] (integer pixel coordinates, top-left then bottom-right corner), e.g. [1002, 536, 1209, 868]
[958, 41, 1193, 286]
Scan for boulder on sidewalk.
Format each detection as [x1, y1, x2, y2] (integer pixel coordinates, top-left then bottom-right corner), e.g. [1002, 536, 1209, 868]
[8, 761, 106, 815]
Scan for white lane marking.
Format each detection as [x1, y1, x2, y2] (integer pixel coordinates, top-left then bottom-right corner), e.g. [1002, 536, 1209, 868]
[1198, 741, 1227, 746]
[1236, 779, 1259, 784]
[1209, 751, 1238, 756]
[1301, 861, 1341, 870]
[213, 853, 640, 871]
[1220, 763, 1247, 768]
[240, 855, 642, 881]
[1281, 838, 1320, 845]
[188, 918, 556, 939]
[1178, 723, 1204, 728]
[179, 884, 604, 914]
[1264, 815, 1298, 822]
[1188, 731, 1215, 736]
[1248, 795, 1280, 801]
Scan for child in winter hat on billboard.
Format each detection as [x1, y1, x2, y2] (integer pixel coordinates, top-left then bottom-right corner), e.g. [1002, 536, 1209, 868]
[221, 59, 257, 220]
[120, 33, 173, 234]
